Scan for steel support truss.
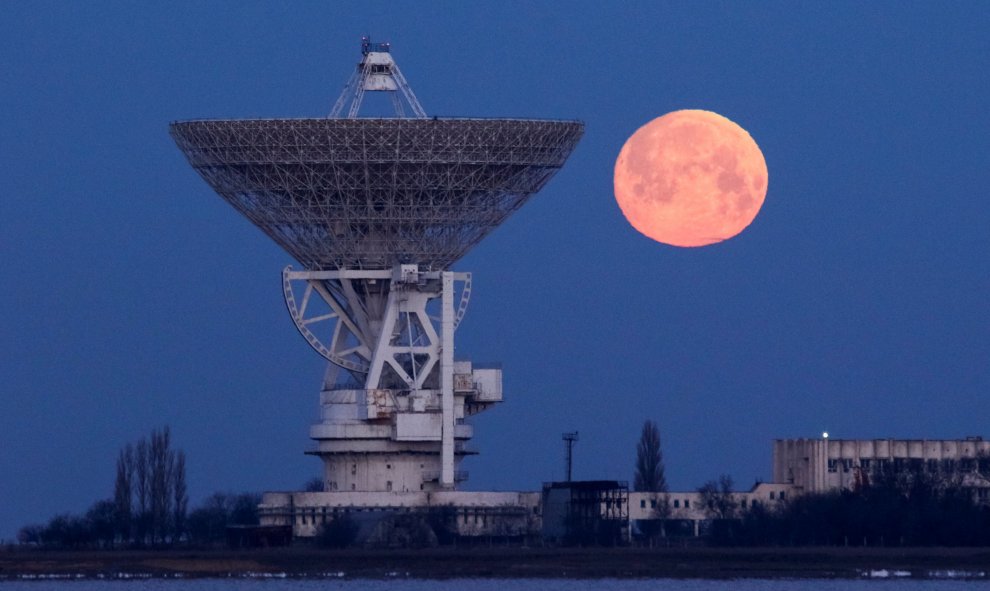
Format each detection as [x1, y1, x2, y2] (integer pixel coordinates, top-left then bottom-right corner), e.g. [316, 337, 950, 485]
[329, 39, 427, 119]
[283, 265, 469, 487]
[282, 265, 470, 387]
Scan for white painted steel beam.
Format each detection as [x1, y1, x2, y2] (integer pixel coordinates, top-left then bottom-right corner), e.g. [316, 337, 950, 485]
[441, 271, 455, 488]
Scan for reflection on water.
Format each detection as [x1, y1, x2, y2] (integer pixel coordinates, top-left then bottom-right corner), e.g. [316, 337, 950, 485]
[1, 577, 986, 591]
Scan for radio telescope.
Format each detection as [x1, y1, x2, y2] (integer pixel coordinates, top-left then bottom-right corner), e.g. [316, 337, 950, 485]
[170, 37, 583, 492]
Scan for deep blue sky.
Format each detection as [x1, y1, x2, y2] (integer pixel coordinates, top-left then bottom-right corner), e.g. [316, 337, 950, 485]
[2, 2, 988, 540]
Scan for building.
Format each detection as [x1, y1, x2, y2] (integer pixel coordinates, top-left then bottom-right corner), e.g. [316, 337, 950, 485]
[773, 437, 990, 495]
[628, 482, 792, 537]
[541, 481, 629, 545]
[259, 490, 540, 541]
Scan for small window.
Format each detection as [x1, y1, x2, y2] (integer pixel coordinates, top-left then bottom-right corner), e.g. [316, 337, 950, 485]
[828, 459, 838, 473]
[684, 500, 690, 508]
[740, 499, 747, 508]
[387, 464, 392, 470]
[640, 500, 646, 508]
[351, 483, 356, 491]
[650, 499, 657, 509]
[673, 499, 680, 508]
[770, 491, 775, 500]
[779, 491, 786, 500]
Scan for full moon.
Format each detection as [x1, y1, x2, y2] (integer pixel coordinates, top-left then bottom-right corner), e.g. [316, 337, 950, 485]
[613, 110, 768, 247]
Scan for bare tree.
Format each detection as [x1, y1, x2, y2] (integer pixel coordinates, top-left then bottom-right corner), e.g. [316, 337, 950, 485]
[113, 444, 134, 544]
[698, 474, 736, 520]
[149, 427, 175, 543]
[134, 438, 149, 544]
[172, 450, 188, 543]
[634, 420, 668, 492]
[116, 427, 186, 546]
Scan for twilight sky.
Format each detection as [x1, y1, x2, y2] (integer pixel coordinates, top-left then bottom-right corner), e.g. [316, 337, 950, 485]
[1, 2, 988, 540]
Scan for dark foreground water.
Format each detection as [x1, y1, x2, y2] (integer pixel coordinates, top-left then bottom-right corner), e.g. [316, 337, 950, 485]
[3, 578, 990, 590]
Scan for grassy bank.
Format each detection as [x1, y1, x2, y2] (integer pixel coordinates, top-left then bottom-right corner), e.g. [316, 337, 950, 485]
[2, 546, 990, 579]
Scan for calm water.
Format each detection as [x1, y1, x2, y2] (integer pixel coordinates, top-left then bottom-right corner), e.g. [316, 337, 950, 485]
[3, 579, 990, 590]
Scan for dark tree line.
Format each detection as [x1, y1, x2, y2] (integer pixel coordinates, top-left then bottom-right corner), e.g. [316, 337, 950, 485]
[711, 472, 990, 547]
[17, 426, 262, 549]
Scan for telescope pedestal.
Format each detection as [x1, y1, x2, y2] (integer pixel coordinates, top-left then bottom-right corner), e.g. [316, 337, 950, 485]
[284, 265, 501, 492]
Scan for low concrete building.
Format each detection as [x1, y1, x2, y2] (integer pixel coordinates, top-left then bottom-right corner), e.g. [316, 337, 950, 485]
[629, 482, 793, 537]
[773, 437, 990, 495]
[259, 490, 540, 540]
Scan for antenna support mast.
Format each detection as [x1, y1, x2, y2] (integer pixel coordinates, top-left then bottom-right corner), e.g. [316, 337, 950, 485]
[330, 36, 427, 118]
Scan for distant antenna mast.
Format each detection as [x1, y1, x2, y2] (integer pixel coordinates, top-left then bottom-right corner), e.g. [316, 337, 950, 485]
[330, 36, 427, 119]
[563, 431, 579, 481]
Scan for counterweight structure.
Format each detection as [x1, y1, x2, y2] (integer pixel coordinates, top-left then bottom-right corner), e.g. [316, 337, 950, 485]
[170, 39, 583, 492]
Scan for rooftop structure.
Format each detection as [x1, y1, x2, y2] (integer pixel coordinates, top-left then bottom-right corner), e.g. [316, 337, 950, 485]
[171, 37, 583, 493]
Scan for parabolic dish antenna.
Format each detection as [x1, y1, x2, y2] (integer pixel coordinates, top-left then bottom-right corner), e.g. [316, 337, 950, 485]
[170, 37, 582, 494]
[170, 118, 582, 270]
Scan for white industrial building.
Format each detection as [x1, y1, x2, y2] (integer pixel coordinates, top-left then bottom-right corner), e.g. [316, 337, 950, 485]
[259, 481, 796, 542]
[260, 490, 540, 539]
[773, 437, 990, 495]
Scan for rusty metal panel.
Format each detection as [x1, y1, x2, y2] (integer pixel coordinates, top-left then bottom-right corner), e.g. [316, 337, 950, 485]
[362, 389, 395, 420]
[454, 373, 474, 392]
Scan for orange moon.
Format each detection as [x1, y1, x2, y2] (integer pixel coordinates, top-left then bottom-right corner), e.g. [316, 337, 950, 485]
[613, 110, 768, 247]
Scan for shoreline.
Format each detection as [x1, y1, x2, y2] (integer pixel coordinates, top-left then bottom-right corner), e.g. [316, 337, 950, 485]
[2, 547, 990, 580]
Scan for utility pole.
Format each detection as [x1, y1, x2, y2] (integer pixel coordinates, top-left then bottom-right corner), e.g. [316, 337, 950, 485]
[562, 431, 579, 481]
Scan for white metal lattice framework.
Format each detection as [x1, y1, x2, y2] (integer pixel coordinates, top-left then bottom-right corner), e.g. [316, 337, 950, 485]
[329, 36, 427, 119]
[282, 265, 471, 382]
[169, 118, 583, 271]
[170, 39, 583, 491]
